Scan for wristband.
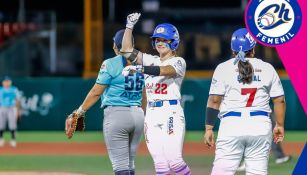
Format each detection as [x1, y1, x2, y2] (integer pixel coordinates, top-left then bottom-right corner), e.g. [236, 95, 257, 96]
[143, 66, 160, 76]
[205, 107, 219, 126]
[76, 106, 86, 116]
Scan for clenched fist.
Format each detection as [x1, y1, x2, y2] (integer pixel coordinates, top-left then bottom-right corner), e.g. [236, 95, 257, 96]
[126, 13, 141, 29]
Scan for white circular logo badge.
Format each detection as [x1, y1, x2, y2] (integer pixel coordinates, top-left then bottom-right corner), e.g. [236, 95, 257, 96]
[246, 0, 302, 46]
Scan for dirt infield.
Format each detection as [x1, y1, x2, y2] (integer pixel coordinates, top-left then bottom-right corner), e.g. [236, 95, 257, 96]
[0, 142, 304, 156]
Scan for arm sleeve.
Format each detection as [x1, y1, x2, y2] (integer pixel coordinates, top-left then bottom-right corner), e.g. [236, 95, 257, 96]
[96, 60, 112, 85]
[142, 53, 158, 66]
[269, 65, 284, 98]
[209, 64, 226, 96]
[168, 57, 186, 77]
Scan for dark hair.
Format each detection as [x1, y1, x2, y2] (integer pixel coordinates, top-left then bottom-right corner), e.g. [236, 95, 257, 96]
[238, 61, 254, 84]
[113, 29, 134, 50]
[233, 50, 254, 84]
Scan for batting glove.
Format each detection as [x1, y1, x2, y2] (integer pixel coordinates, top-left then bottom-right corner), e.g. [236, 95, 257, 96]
[122, 65, 143, 76]
[126, 13, 141, 29]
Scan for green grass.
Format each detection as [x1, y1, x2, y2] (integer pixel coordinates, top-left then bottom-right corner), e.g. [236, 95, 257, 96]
[236, 156, 298, 175]
[186, 131, 307, 142]
[0, 131, 303, 175]
[0, 155, 297, 175]
[2, 131, 306, 142]
[0, 131, 307, 175]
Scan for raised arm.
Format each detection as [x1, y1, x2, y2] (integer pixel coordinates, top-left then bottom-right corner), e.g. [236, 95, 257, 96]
[120, 13, 143, 65]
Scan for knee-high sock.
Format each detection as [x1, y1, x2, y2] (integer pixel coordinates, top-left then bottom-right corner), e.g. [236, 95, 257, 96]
[10, 130, 16, 140]
[0, 130, 4, 138]
[170, 160, 192, 175]
[128, 170, 135, 175]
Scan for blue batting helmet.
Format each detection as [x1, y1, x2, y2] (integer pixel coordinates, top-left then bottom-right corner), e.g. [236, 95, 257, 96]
[113, 29, 134, 50]
[231, 28, 256, 52]
[151, 23, 180, 51]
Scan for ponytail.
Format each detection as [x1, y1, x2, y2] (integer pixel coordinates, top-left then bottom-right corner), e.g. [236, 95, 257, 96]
[238, 60, 254, 84]
[233, 50, 254, 84]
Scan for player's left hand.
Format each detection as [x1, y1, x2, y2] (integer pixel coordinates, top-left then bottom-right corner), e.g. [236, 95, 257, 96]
[273, 126, 284, 144]
[65, 109, 86, 139]
[122, 65, 143, 76]
[126, 12, 141, 29]
[204, 129, 215, 149]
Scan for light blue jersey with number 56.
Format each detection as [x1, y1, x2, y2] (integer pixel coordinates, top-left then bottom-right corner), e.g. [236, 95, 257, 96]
[96, 55, 144, 108]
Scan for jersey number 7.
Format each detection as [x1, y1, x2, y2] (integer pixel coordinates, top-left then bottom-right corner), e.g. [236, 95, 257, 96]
[241, 88, 257, 107]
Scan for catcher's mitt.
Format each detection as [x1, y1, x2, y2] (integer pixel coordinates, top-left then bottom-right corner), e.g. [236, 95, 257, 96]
[65, 111, 85, 139]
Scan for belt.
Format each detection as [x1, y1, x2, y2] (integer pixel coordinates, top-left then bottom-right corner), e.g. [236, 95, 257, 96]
[103, 105, 141, 110]
[223, 110, 269, 118]
[148, 100, 178, 107]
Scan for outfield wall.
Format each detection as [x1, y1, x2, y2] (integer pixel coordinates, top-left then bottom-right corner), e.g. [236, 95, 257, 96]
[12, 78, 306, 131]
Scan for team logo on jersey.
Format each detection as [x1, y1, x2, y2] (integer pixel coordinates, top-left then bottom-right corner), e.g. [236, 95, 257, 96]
[175, 60, 182, 68]
[211, 78, 217, 85]
[246, 0, 302, 46]
[100, 63, 106, 71]
[167, 117, 174, 135]
[144, 122, 149, 143]
[156, 27, 165, 33]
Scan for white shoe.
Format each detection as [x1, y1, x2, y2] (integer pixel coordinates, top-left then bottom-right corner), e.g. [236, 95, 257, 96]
[275, 156, 291, 164]
[237, 162, 246, 171]
[10, 140, 17, 147]
[0, 138, 4, 147]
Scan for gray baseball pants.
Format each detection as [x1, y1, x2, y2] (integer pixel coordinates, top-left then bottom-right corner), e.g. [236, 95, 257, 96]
[103, 106, 144, 174]
[0, 107, 17, 130]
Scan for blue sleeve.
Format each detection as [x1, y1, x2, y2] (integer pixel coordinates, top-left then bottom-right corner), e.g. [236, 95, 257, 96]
[96, 60, 112, 85]
[14, 87, 21, 99]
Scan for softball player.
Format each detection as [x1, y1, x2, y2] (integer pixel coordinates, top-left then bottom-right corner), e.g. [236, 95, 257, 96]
[0, 76, 21, 147]
[120, 13, 192, 175]
[71, 29, 145, 175]
[204, 28, 286, 175]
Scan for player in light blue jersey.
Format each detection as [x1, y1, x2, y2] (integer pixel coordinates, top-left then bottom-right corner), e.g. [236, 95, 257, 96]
[66, 29, 145, 175]
[0, 76, 21, 147]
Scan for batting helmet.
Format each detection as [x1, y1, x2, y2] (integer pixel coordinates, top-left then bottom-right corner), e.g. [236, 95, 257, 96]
[151, 23, 180, 51]
[231, 28, 256, 52]
[3, 76, 11, 81]
[113, 29, 134, 50]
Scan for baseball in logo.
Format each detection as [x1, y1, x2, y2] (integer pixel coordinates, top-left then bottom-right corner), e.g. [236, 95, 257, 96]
[245, 0, 302, 46]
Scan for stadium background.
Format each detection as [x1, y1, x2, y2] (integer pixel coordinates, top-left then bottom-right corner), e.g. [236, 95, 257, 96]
[0, 0, 306, 175]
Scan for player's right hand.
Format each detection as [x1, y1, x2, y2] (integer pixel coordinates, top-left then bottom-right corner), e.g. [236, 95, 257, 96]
[122, 65, 142, 76]
[126, 12, 141, 29]
[204, 129, 215, 149]
[273, 125, 284, 144]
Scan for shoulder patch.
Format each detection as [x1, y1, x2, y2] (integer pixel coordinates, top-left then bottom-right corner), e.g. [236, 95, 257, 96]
[176, 60, 182, 67]
[211, 78, 217, 85]
[100, 62, 107, 71]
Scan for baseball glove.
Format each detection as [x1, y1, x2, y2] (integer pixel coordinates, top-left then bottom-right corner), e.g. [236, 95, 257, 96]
[65, 111, 85, 139]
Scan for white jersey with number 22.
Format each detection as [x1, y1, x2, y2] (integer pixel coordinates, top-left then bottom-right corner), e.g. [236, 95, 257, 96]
[142, 53, 186, 102]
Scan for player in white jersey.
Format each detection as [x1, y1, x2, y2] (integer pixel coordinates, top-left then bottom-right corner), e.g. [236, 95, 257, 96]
[120, 13, 192, 175]
[204, 28, 286, 175]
